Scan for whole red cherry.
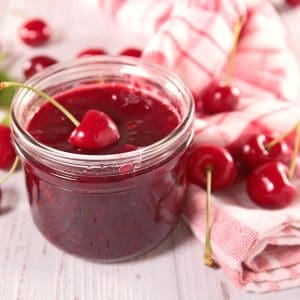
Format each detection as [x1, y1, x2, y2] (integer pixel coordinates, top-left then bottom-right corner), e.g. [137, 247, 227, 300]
[69, 109, 120, 150]
[77, 48, 107, 58]
[247, 161, 297, 209]
[286, 0, 300, 7]
[119, 48, 142, 58]
[187, 144, 237, 190]
[202, 82, 240, 115]
[19, 18, 51, 47]
[23, 55, 58, 79]
[240, 133, 291, 171]
[0, 124, 16, 170]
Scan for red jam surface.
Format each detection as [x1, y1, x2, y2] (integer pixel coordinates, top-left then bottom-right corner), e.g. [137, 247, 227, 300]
[27, 84, 179, 154]
[24, 84, 187, 261]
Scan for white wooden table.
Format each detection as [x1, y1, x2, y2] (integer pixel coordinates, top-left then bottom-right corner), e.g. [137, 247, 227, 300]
[1, 0, 300, 299]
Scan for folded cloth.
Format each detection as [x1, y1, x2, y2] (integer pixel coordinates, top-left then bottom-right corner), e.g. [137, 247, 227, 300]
[101, 0, 299, 101]
[186, 98, 300, 292]
[100, 0, 300, 293]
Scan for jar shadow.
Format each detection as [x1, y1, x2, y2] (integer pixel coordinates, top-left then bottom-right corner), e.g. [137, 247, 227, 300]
[134, 221, 193, 263]
[86, 220, 193, 265]
[0, 188, 19, 215]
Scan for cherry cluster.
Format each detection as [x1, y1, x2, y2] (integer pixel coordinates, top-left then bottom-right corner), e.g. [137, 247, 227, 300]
[241, 133, 298, 208]
[186, 128, 299, 267]
[187, 130, 298, 210]
[185, 14, 300, 266]
[187, 9, 299, 211]
[18, 18, 142, 80]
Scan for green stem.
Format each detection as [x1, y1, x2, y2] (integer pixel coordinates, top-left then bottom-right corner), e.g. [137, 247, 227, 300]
[265, 122, 300, 151]
[0, 52, 4, 62]
[0, 82, 80, 127]
[224, 18, 242, 86]
[288, 124, 300, 180]
[204, 165, 216, 267]
[0, 81, 80, 185]
[0, 156, 19, 184]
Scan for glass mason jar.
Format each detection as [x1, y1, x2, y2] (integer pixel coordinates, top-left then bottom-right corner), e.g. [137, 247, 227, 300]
[11, 56, 194, 262]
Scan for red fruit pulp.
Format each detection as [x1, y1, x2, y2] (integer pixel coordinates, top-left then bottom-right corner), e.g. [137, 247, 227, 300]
[24, 83, 186, 260]
[19, 19, 51, 47]
[0, 125, 16, 170]
[247, 161, 297, 209]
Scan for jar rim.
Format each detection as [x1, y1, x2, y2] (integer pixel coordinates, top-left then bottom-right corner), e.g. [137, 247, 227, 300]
[11, 56, 194, 170]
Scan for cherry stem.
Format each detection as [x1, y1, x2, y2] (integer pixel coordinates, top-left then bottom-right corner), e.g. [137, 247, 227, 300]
[0, 52, 4, 61]
[204, 165, 215, 267]
[0, 156, 19, 185]
[288, 124, 300, 180]
[224, 18, 243, 86]
[265, 122, 300, 151]
[0, 82, 80, 127]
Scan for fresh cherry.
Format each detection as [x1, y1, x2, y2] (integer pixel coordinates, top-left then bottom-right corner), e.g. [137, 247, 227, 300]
[247, 161, 297, 209]
[286, 0, 300, 7]
[119, 48, 142, 58]
[23, 55, 58, 79]
[187, 144, 237, 190]
[0, 124, 16, 170]
[201, 82, 240, 115]
[240, 133, 291, 171]
[69, 109, 120, 150]
[187, 144, 237, 268]
[199, 19, 242, 115]
[77, 48, 107, 58]
[19, 18, 51, 47]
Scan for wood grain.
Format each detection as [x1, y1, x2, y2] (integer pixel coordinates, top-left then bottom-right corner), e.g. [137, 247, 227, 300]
[1, 0, 300, 299]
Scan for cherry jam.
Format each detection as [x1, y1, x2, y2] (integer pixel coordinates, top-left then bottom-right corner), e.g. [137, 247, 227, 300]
[12, 57, 194, 261]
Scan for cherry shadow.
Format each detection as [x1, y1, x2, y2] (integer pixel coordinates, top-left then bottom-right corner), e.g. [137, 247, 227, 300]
[273, 1, 291, 14]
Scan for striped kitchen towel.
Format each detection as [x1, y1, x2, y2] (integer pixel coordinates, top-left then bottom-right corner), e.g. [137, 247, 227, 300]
[100, 0, 300, 292]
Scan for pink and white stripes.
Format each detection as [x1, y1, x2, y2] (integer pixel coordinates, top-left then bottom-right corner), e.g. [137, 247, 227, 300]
[100, 0, 300, 293]
[101, 0, 299, 101]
